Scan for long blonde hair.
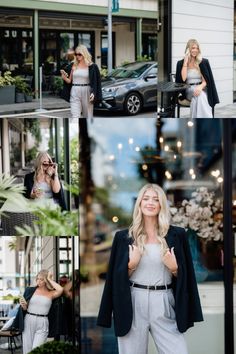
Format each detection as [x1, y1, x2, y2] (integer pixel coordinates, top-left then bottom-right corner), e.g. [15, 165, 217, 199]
[129, 184, 170, 253]
[36, 269, 54, 291]
[34, 151, 53, 183]
[185, 38, 202, 67]
[74, 45, 93, 66]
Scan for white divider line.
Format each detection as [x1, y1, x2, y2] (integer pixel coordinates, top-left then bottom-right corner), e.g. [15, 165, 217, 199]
[0, 108, 71, 118]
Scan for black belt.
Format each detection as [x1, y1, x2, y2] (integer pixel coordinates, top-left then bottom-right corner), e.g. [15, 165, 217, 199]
[27, 311, 48, 317]
[189, 82, 202, 86]
[129, 281, 172, 290]
[72, 84, 90, 86]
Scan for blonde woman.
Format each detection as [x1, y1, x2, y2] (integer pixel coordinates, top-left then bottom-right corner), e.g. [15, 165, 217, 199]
[60, 44, 102, 118]
[97, 184, 203, 354]
[176, 39, 219, 118]
[12, 270, 63, 354]
[24, 151, 66, 210]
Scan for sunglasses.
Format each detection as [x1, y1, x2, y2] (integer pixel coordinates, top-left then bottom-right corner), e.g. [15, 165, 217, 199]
[42, 162, 53, 167]
[75, 53, 82, 56]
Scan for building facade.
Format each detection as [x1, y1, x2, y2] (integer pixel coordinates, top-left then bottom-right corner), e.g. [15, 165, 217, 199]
[0, 0, 157, 94]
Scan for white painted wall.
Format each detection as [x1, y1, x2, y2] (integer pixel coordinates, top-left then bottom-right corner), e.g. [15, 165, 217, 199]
[115, 23, 135, 64]
[172, 0, 234, 107]
[37, 0, 157, 12]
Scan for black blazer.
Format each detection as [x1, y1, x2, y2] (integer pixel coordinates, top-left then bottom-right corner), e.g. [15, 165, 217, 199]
[24, 171, 67, 211]
[60, 62, 102, 103]
[176, 58, 219, 108]
[97, 226, 203, 336]
[11, 286, 65, 337]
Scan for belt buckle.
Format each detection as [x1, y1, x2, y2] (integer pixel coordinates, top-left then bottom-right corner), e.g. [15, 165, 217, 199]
[165, 284, 168, 290]
[147, 285, 150, 290]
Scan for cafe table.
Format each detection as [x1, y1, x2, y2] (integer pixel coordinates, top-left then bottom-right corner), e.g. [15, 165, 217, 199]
[157, 81, 189, 118]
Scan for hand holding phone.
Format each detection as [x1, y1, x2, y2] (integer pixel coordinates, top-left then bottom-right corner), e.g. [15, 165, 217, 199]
[60, 69, 68, 78]
[19, 296, 27, 310]
[184, 49, 190, 65]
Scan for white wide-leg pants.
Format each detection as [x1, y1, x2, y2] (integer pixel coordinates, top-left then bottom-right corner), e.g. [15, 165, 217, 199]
[118, 287, 188, 354]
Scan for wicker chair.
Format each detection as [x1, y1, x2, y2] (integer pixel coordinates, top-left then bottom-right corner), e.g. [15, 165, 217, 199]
[0, 211, 38, 236]
[0, 330, 21, 354]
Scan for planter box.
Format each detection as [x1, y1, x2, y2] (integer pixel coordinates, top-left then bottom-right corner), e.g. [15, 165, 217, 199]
[15, 92, 25, 103]
[25, 94, 33, 102]
[0, 85, 15, 105]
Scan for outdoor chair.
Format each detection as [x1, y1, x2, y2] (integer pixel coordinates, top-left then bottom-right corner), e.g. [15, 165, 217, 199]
[0, 330, 21, 354]
[0, 211, 38, 236]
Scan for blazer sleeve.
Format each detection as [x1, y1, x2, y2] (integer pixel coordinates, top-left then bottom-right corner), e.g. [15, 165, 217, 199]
[89, 64, 102, 103]
[175, 228, 203, 332]
[97, 232, 119, 328]
[175, 60, 185, 83]
[24, 173, 34, 199]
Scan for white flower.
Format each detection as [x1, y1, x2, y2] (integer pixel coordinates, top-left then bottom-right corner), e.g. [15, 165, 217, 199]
[170, 187, 223, 242]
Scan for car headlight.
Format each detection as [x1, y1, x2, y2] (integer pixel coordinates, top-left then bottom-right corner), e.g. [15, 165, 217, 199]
[102, 85, 125, 93]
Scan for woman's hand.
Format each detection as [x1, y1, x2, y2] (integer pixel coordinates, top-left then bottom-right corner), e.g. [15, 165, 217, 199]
[46, 163, 58, 178]
[89, 93, 95, 102]
[60, 69, 68, 80]
[162, 247, 178, 276]
[30, 187, 43, 199]
[128, 244, 141, 270]
[193, 85, 203, 97]
[19, 296, 27, 311]
[47, 272, 54, 281]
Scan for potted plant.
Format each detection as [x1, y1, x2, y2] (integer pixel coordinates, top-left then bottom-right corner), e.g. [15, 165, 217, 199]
[14, 76, 29, 103]
[24, 86, 33, 102]
[0, 71, 16, 105]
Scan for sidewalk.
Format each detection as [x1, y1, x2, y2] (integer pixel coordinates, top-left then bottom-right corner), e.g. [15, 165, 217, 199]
[0, 95, 235, 118]
[0, 96, 70, 118]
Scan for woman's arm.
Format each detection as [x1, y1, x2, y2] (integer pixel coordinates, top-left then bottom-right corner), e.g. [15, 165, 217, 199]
[181, 55, 189, 82]
[46, 164, 61, 193]
[47, 272, 63, 298]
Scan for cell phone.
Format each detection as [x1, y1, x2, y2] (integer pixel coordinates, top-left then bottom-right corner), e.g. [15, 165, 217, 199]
[60, 69, 68, 77]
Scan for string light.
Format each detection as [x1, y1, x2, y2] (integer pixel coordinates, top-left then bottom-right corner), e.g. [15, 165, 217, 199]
[128, 138, 134, 145]
[112, 216, 119, 223]
[142, 164, 148, 171]
[109, 154, 115, 161]
[189, 168, 194, 175]
[165, 171, 172, 180]
[187, 121, 194, 127]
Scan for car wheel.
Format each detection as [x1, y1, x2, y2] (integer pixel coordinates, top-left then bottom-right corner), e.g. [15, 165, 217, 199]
[124, 92, 142, 115]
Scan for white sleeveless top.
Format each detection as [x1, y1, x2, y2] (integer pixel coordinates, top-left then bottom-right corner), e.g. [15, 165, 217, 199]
[129, 244, 172, 286]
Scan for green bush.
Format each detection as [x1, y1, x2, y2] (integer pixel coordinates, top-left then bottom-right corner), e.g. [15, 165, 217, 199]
[29, 341, 79, 354]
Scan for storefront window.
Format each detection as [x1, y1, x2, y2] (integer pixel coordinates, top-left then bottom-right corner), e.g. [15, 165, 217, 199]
[142, 33, 157, 60]
[60, 32, 74, 67]
[80, 118, 230, 354]
[0, 29, 33, 75]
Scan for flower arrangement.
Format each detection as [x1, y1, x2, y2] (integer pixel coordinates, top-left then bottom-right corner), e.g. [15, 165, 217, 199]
[170, 187, 223, 242]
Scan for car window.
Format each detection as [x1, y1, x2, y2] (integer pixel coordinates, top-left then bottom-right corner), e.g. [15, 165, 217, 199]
[109, 63, 153, 79]
[146, 67, 157, 76]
